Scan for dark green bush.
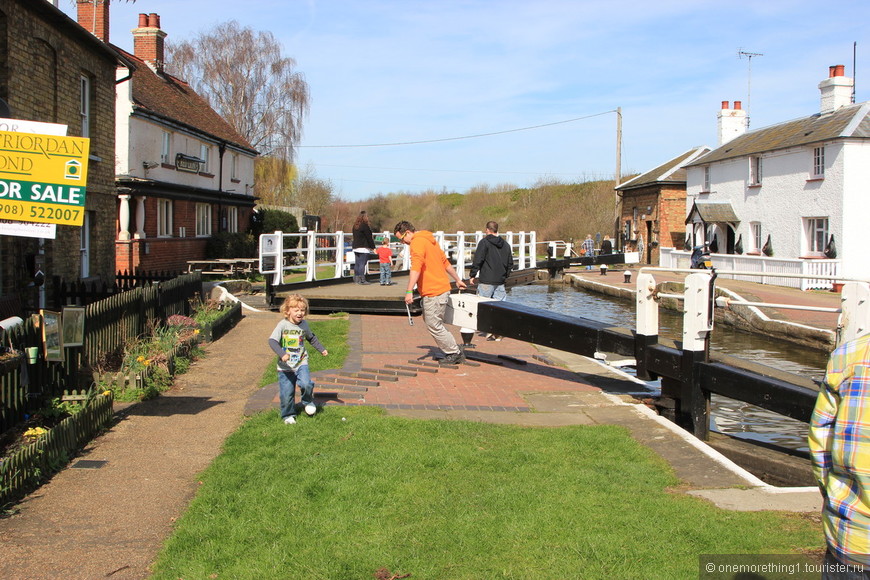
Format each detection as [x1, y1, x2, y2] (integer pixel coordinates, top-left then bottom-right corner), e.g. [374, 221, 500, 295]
[205, 232, 256, 259]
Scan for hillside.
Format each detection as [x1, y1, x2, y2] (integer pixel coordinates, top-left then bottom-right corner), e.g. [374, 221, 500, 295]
[329, 179, 620, 243]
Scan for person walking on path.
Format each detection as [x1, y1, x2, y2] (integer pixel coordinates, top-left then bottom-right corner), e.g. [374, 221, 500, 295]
[469, 220, 513, 341]
[351, 211, 376, 284]
[269, 294, 328, 424]
[600, 234, 613, 255]
[582, 234, 596, 270]
[395, 220, 467, 364]
[375, 235, 395, 286]
[809, 333, 870, 574]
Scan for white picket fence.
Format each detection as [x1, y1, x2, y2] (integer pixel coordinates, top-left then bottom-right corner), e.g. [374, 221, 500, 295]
[258, 230, 539, 285]
[659, 248, 841, 290]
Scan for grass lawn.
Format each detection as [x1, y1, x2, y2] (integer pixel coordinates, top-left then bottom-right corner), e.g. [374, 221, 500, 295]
[150, 319, 823, 580]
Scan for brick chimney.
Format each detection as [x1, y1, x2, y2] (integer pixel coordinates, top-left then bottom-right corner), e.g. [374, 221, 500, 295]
[132, 13, 167, 72]
[717, 100, 747, 145]
[76, 0, 109, 43]
[819, 64, 853, 114]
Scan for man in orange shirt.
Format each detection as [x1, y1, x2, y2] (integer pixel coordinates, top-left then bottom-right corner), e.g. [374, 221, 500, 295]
[395, 220, 467, 364]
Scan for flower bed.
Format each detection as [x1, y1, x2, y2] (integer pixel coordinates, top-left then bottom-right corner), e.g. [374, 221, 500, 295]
[198, 300, 242, 343]
[0, 391, 113, 506]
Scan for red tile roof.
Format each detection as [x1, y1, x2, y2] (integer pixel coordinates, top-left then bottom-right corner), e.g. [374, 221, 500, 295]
[114, 46, 257, 154]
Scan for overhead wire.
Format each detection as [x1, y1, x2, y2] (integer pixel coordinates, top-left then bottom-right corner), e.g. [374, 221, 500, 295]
[296, 110, 617, 148]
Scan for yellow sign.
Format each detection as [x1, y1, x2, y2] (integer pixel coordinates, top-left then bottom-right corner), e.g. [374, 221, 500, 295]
[0, 130, 90, 226]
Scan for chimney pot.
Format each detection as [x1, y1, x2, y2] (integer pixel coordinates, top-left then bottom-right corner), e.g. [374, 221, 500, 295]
[834, 64, 845, 77]
[721, 101, 729, 110]
[138, 13, 148, 28]
[734, 101, 742, 110]
[148, 13, 160, 28]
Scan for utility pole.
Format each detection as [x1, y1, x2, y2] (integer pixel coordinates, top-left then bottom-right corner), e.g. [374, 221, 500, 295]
[613, 107, 622, 250]
[738, 49, 763, 128]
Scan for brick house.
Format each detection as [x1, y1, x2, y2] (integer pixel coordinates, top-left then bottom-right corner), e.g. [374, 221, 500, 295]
[615, 146, 710, 265]
[76, 7, 258, 274]
[0, 0, 121, 311]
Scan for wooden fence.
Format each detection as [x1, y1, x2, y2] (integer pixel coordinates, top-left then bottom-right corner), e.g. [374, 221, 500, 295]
[0, 271, 202, 434]
[52, 269, 184, 308]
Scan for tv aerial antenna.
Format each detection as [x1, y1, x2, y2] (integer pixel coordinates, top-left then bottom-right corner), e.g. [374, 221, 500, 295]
[738, 49, 763, 127]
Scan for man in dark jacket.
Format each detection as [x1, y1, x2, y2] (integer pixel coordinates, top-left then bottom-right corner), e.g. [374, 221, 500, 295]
[469, 221, 513, 341]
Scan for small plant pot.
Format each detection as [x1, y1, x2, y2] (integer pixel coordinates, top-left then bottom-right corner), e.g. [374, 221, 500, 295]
[831, 282, 845, 293]
[26, 346, 39, 365]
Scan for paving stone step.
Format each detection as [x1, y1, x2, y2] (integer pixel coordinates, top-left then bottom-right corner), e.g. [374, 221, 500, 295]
[361, 367, 417, 377]
[388, 363, 438, 373]
[315, 390, 365, 401]
[338, 371, 399, 382]
[409, 360, 441, 368]
[317, 375, 378, 388]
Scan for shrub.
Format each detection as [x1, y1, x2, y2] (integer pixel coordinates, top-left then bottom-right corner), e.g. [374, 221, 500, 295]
[205, 232, 256, 259]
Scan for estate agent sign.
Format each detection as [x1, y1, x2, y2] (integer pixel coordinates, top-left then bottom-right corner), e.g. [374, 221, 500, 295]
[0, 128, 90, 227]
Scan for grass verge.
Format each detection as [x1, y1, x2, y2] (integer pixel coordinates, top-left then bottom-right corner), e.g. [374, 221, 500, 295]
[151, 406, 821, 579]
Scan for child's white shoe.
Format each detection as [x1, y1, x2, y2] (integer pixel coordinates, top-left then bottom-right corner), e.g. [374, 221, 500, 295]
[284, 416, 297, 425]
[304, 404, 317, 416]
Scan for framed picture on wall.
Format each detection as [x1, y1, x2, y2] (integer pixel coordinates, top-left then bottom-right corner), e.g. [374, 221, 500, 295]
[62, 306, 85, 348]
[40, 309, 64, 362]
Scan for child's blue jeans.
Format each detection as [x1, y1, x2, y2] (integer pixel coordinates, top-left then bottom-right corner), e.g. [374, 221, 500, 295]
[379, 263, 392, 284]
[278, 364, 313, 419]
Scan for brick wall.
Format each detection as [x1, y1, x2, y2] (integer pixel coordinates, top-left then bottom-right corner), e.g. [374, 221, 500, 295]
[0, 0, 117, 302]
[620, 183, 687, 265]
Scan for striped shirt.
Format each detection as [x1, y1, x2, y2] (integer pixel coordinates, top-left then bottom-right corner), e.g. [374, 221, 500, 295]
[809, 333, 870, 566]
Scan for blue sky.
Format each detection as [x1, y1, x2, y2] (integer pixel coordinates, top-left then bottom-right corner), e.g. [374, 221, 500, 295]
[60, 0, 870, 201]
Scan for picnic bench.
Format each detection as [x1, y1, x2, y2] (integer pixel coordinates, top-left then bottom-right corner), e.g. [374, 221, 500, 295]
[186, 258, 259, 277]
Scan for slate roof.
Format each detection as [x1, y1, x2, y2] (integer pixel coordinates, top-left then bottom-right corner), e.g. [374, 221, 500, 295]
[616, 146, 711, 191]
[686, 102, 870, 167]
[113, 46, 257, 154]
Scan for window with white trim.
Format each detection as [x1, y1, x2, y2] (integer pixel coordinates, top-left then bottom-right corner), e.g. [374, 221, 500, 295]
[749, 156, 762, 185]
[812, 146, 825, 178]
[703, 166, 710, 192]
[200, 144, 210, 173]
[195, 203, 212, 237]
[805, 217, 829, 254]
[157, 199, 173, 237]
[80, 75, 90, 138]
[750, 222, 762, 252]
[161, 131, 171, 164]
[231, 154, 238, 180]
[226, 206, 238, 233]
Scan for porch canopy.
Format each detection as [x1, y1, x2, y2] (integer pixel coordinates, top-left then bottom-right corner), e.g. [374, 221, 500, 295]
[685, 200, 740, 229]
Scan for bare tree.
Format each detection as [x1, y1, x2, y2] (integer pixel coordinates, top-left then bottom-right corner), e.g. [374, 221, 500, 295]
[166, 21, 310, 161]
[293, 164, 335, 218]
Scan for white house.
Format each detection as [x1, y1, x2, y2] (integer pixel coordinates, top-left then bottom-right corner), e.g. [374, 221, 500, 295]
[76, 8, 259, 273]
[683, 65, 870, 282]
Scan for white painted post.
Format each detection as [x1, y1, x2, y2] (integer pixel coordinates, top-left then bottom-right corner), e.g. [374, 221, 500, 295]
[529, 231, 537, 268]
[838, 282, 870, 346]
[272, 231, 284, 286]
[305, 230, 317, 282]
[682, 272, 714, 352]
[635, 272, 659, 338]
[333, 232, 343, 279]
[456, 231, 467, 278]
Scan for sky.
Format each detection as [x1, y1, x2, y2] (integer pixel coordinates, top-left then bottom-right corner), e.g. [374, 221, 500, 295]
[59, 0, 870, 202]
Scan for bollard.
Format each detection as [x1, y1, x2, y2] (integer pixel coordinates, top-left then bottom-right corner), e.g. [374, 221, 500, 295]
[623, 270, 631, 284]
[600, 264, 607, 276]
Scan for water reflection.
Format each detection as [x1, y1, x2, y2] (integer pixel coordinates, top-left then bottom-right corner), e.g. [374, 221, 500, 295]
[506, 283, 825, 452]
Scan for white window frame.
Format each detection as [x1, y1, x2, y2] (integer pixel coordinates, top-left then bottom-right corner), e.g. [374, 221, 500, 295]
[812, 146, 825, 178]
[195, 203, 212, 237]
[161, 131, 171, 164]
[805, 217, 829, 255]
[750, 222, 762, 253]
[749, 156, 762, 186]
[157, 199, 173, 237]
[200, 144, 210, 174]
[703, 166, 710, 192]
[226, 206, 238, 233]
[80, 75, 90, 138]
[231, 154, 238, 180]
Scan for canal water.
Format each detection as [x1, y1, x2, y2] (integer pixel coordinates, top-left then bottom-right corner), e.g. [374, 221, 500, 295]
[506, 283, 827, 453]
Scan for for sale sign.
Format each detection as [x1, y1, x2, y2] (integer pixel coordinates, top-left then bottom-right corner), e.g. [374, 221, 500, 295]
[0, 130, 90, 226]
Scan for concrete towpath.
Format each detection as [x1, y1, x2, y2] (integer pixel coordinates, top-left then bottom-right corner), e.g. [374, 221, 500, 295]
[0, 287, 823, 579]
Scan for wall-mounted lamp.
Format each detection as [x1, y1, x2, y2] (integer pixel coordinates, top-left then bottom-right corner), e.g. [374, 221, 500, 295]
[142, 161, 159, 169]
